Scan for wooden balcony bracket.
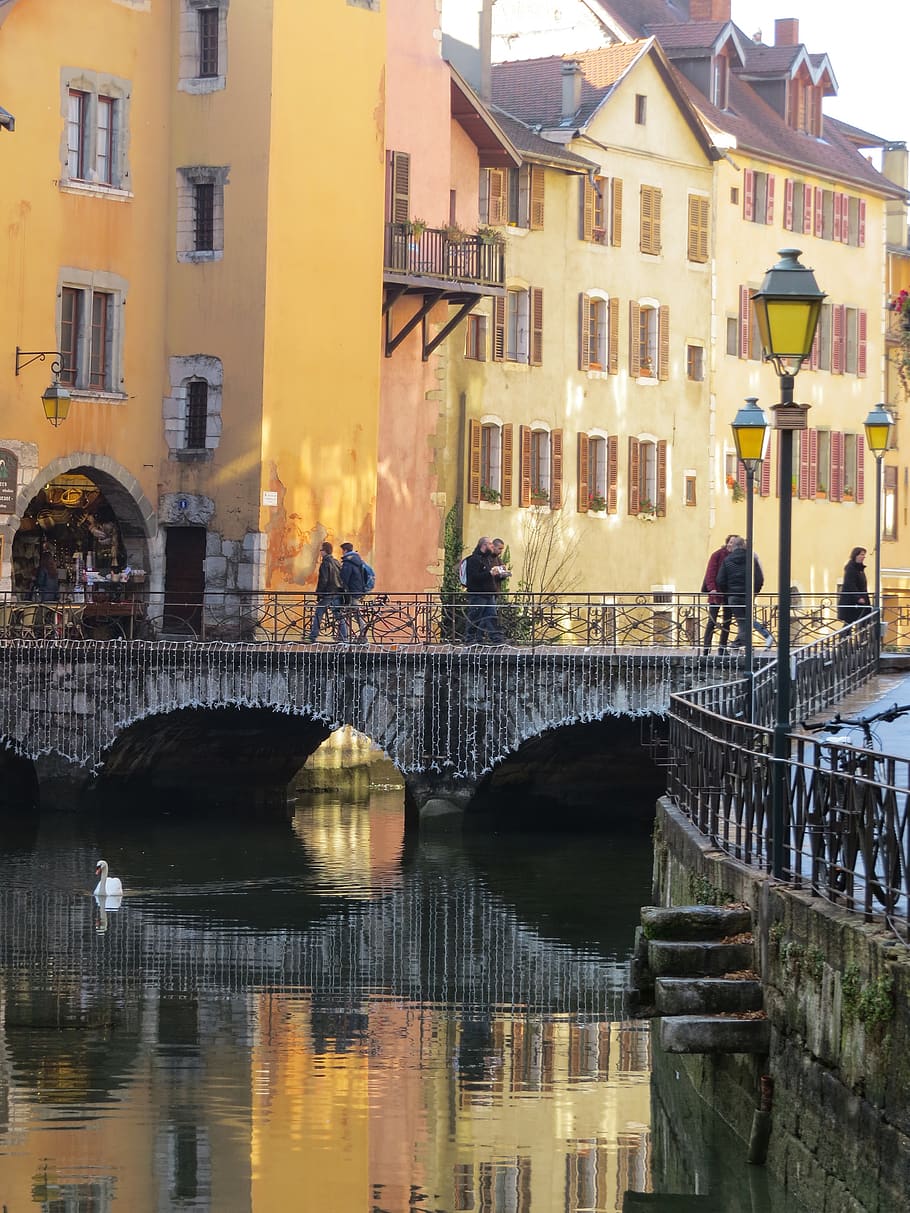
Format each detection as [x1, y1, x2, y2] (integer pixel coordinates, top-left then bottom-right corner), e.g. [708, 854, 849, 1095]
[385, 289, 444, 358]
[422, 298, 479, 362]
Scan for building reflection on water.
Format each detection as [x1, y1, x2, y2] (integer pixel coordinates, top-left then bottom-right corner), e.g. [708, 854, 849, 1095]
[0, 734, 653, 1211]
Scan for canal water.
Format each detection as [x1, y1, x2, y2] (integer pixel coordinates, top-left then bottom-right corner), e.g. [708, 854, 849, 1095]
[0, 738, 808, 1212]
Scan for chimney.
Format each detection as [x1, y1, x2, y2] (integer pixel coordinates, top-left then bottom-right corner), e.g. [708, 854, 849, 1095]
[561, 60, 582, 121]
[775, 18, 799, 46]
[688, 0, 731, 20]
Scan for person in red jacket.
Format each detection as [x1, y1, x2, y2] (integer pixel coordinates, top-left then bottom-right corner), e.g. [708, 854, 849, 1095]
[701, 535, 735, 654]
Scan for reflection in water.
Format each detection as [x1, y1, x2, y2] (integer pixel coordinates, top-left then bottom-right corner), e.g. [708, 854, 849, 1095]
[0, 742, 802, 1211]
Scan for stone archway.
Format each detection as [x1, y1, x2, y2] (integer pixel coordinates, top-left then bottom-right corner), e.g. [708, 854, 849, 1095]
[10, 452, 158, 590]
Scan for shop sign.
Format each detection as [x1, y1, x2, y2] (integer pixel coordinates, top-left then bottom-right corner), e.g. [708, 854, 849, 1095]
[0, 449, 18, 514]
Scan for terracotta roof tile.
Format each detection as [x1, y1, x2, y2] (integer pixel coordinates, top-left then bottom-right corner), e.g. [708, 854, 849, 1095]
[644, 20, 727, 51]
[490, 108, 598, 170]
[491, 42, 645, 129]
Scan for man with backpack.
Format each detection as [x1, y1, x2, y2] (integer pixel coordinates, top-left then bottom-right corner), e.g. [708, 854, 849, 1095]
[308, 541, 348, 643]
[340, 541, 374, 643]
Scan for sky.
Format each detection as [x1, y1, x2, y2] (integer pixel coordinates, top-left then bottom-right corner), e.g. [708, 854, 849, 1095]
[732, 1, 906, 146]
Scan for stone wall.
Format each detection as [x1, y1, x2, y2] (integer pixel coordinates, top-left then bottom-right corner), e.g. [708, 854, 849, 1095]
[653, 798, 910, 1212]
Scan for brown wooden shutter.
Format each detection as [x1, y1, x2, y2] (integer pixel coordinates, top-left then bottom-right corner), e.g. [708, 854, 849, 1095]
[492, 295, 505, 362]
[487, 168, 505, 225]
[803, 184, 813, 234]
[857, 309, 867, 377]
[577, 432, 590, 512]
[658, 305, 670, 380]
[501, 424, 513, 506]
[640, 186, 652, 253]
[628, 436, 640, 514]
[830, 431, 844, 501]
[389, 150, 410, 223]
[832, 304, 845, 374]
[656, 440, 667, 517]
[550, 429, 563, 509]
[784, 178, 794, 230]
[765, 174, 775, 224]
[579, 293, 591, 370]
[739, 285, 751, 359]
[614, 439, 629, 499]
[529, 164, 545, 230]
[760, 449, 771, 497]
[653, 187, 662, 254]
[798, 428, 811, 499]
[687, 195, 708, 262]
[581, 177, 594, 241]
[467, 419, 481, 504]
[611, 178, 623, 246]
[530, 288, 543, 366]
[743, 168, 754, 221]
[519, 425, 531, 507]
[629, 301, 641, 377]
[856, 434, 865, 504]
[608, 298, 619, 374]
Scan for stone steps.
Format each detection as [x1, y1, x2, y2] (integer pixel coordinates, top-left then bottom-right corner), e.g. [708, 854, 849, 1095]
[656, 977, 763, 1016]
[641, 904, 752, 940]
[647, 939, 754, 977]
[659, 1014, 770, 1056]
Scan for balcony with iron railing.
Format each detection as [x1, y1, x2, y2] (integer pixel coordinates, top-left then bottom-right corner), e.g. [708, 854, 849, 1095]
[383, 222, 505, 291]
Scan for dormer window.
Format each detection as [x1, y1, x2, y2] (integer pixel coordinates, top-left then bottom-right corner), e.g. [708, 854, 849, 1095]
[789, 73, 822, 137]
[712, 54, 730, 110]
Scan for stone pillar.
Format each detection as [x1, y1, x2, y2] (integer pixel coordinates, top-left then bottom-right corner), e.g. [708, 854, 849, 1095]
[404, 772, 477, 832]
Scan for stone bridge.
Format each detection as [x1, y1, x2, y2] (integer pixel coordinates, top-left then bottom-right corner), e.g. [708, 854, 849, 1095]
[0, 640, 738, 820]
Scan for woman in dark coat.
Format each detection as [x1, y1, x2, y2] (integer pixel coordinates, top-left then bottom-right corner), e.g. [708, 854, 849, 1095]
[837, 547, 870, 623]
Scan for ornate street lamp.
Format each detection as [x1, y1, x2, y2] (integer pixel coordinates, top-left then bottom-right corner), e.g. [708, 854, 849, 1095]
[751, 250, 825, 879]
[15, 347, 72, 427]
[863, 403, 894, 622]
[731, 397, 770, 720]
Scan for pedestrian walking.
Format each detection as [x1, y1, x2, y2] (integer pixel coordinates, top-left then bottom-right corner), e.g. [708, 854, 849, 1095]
[717, 536, 774, 650]
[33, 549, 60, 603]
[701, 535, 735, 654]
[490, 538, 512, 595]
[837, 547, 871, 624]
[340, 541, 369, 642]
[308, 541, 348, 643]
[463, 537, 506, 644]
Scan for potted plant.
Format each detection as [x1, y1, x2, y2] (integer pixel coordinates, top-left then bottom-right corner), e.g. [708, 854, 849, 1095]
[638, 497, 656, 518]
[890, 288, 910, 330]
[476, 224, 504, 245]
[816, 481, 827, 498]
[444, 222, 467, 244]
[588, 492, 607, 512]
[480, 485, 501, 504]
[407, 217, 428, 240]
[726, 473, 745, 503]
[530, 489, 549, 506]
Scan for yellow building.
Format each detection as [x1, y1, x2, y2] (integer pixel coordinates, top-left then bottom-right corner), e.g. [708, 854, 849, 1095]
[446, 39, 718, 592]
[0, 0, 385, 625]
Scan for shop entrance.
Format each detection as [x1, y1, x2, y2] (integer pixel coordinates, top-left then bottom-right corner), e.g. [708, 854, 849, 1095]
[164, 526, 206, 638]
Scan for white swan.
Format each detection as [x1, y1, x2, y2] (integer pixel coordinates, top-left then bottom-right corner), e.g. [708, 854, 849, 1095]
[94, 859, 123, 898]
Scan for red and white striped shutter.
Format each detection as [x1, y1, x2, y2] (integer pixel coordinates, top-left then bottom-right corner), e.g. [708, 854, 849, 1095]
[743, 169, 755, 222]
[765, 174, 775, 224]
[858, 199, 866, 247]
[784, 178, 794, 231]
[798, 429, 810, 498]
[833, 192, 843, 243]
[841, 194, 850, 244]
[808, 428, 818, 496]
[814, 187, 823, 236]
[857, 310, 868, 377]
[803, 185, 813, 235]
[856, 435, 865, 504]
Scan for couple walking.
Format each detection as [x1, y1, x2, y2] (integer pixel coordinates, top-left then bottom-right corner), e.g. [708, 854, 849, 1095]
[464, 536, 510, 645]
[309, 541, 370, 643]
[702, 534, 773, 654]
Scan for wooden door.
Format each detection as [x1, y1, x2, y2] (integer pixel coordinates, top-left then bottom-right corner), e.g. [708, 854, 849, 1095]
[164, 527, 206, 633]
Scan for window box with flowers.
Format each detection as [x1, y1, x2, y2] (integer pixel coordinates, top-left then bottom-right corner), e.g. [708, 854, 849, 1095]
[530, 490, 550, 506]
[638, 497, 656, 519]
[588, 492, 607, 513]
[890, 289, 910, 391]
[726, 473, 744, 503]
[480, 485, 501, 504]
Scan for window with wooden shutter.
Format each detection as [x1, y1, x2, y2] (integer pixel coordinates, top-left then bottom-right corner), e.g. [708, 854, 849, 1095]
[60, 286, 81, 386]
[530, 288, 543, 366]
[765, 174, 775, 224]
[550, 429, 563, 509]
[529, 164, 545, 230]
[640, 185, 661, 255]
[607, 435, 618, 512]
[655, 440, 668, 516]
[803, 184, 814, 235]
[784, 178, 794, 231]
[579, 293, 591, 370]
[687, 195, 709, 262]
[760, 448, 772, 498]
[608, 298, 619, 374]
[797, 429, 811, 499]
[577, 432, 590, 512]
[519, 425, 531, 507]
[467, 419, 482, 504]
[501, 424, 513, 505]
[739, 286, 751, 360]
[832, 304, 845, 374]
[855, 434, 865, 503]
[743, 169, 755, 222]
[388, 150, 410, 223]
[857, 309, 867, 377]
[581, 177, 595, 242]
[833, 192, 843, 242]
[858, 199, 866, 247]
[814, 187, 823, 236]
[628, 437, 640, 514]
[628, 302, 640, 377]
[492, 295, 505, 362]
[830, 430, 844, 501]
[658, 305, 670, 380]
[611, 178, 623, 246]
[486, 168, 506, 226]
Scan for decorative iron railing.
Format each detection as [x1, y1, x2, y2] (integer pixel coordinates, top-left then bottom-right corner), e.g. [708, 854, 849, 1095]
[384, 221, 506, 287]
[667, 616, 909, 943]
[0, 589, 897, 650]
